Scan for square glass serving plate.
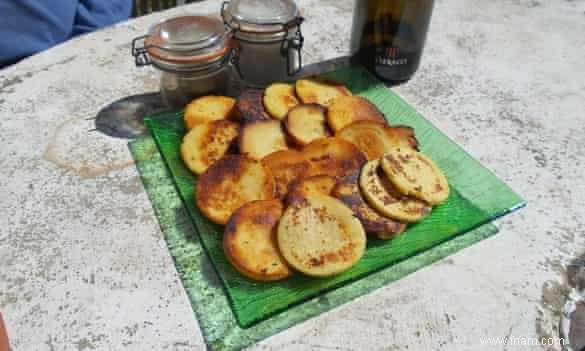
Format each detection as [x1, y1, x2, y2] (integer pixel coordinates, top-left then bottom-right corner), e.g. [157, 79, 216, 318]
[130, 136, 500, 350]
[145, 65, 524, 328]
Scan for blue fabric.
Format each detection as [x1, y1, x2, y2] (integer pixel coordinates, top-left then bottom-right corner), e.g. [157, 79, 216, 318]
[0, 0, 132, 66]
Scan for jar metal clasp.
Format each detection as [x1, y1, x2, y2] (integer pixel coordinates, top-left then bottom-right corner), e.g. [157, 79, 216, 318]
[131, 35, 152, 67]
[221, 1, 240, 31]
[280, 16, 304, 76]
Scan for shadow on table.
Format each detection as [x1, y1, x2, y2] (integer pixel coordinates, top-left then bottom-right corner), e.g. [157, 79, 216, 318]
[296, 56, 352, 77]
[295, 55, 403, 90]
[94, 92, 167, 139]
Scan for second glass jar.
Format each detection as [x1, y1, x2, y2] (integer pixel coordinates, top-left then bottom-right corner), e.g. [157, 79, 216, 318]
[221, 0, 304, 87]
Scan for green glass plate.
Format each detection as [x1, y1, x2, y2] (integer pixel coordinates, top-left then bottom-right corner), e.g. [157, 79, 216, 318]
[129, 136, 499, 351]
[144, 65, 524, 328]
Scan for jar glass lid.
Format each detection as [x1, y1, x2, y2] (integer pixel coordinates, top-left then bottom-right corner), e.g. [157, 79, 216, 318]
[148, 15, 226, 51]
[223, 0, 300, 33]
[144, 15, 233, 67]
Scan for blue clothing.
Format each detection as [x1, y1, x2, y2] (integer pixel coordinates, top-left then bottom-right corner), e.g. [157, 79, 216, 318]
[0, 0, 132, 66]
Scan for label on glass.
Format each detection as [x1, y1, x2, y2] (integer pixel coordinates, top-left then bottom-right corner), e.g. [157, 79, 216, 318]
[375, 46, 408, 66]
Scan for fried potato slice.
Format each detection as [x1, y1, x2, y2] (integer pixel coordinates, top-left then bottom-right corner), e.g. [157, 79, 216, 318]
[332, 171, 406, 239]
[184, 95, 237, 130]
[327, 96, 386, 133]
[391, 125, 419, 151]
[223, 200, 292, 281]
[180, 120, 239, 175]
[263, 83, 300, 120]
[360, 160, 431, 222]
[286, 175, 336, 206]
[195, 155, 275, 224]
[284, 104, 331, 146]
[262, 150, 311, 199]
[380, 149, 450, 205]
[295, 78, 352, 107]
[236, 89, 271, 123]
[277, 194, 366, 277]
[337, 121, 418, 161]
[303, 137, 367, 179]
[239, 120, 289, 160]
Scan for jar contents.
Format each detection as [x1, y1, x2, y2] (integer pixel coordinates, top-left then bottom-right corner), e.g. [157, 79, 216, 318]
[160, 64, 231, 108]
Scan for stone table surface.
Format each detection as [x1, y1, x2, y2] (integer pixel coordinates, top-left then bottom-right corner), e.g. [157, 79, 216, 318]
[1, 0, 585, 350]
